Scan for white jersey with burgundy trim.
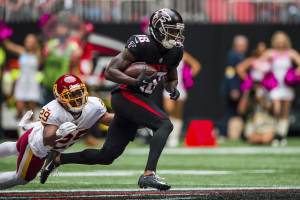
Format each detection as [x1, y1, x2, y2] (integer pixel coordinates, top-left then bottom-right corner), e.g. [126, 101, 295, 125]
[38, 96, 107, 152]
[113, 34, 184, 95]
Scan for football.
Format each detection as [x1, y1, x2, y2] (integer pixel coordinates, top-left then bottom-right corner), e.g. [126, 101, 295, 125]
[124, 63, 157, 78]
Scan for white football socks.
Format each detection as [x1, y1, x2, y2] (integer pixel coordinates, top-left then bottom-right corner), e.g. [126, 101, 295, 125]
[0, 171, 28, 189]
[0, 142, 18, 158]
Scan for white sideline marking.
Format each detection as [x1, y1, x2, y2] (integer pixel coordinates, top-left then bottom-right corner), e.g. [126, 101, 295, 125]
[2, 186, 300, 193]
[31, 180, 134, 185]
[31, 169, 277, 177]
[124, 147, 300, 155]
[0, 169, 278, 176]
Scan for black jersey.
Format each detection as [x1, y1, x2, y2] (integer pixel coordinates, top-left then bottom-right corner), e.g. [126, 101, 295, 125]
[113, 34, 184, 95]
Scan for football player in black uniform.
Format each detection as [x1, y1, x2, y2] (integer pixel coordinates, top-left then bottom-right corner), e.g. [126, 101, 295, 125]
[40, 8, 185, 190]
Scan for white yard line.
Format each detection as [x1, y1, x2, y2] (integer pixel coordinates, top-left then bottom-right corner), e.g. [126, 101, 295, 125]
[123, 147, 300, 155]
[62, 146, 300, 154]
[15, 169, 277, 177]
[0, 169, 281, 176]
[2, 186, 300, 193]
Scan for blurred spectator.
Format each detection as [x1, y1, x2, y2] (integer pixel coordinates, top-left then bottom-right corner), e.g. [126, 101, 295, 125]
[68, 20, 103, 146]
[40, 13, 59, 42]
[6, 0, 38, 21]
[238, 84, 275, 145]
[231, 0, 255, 23]
[231, 42, 270, 141]
[256, 2, 279, 23]
[1, 59, 19, 99]
[0, 45, 5, 79]
[42, 13, 102, 147]
[259, 31, 300, 146]
[69, 13, 84, 36]
[2, 34, 42, 137]
[69, 21, 93, 84]
[130, 1, 146, 21]
[204, 0, 229, 24]
[78, 0, 102, 22]
[0, 0, 5, 20]
[237, 42, 270, 83]
[180, 0, 206, 22]
[41, 11, 79, 41]
[36, 0, 58, 15]
[42, 21, 82, 104]
[287, 2, 300, 24]
[164, 51, 201, 147]
[0, 46, 5, 139]
[0, 0, 299, 24]
[219, 35, 248, 140]
[108, 0, 120, 22]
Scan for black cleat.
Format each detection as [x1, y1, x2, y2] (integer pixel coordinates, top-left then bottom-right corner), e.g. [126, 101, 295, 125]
[138, 173, 171, 191]
[40, 150, 60, 184]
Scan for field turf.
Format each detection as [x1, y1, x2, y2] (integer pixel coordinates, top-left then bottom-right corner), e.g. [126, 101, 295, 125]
[0, 137, 300, 199]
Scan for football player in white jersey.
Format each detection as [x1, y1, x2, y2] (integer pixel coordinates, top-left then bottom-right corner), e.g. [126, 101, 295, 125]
[0, 74, 113, 189]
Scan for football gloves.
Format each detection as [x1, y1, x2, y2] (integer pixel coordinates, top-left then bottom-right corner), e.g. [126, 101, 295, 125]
[56, 122, 77, 141]
[169, 86, 180, 100]
[135, 66, 158, 87]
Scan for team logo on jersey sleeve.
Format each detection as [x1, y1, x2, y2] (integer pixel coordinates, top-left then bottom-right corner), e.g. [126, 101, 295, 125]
[128, 41, 136, 48]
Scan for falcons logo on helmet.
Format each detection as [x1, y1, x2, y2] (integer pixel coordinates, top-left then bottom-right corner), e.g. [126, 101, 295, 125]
[152, 10, 171, 27]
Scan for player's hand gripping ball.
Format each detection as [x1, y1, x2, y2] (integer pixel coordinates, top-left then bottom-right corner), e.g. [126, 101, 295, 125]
[124, 63, 157, 78]
[124, 63, 157, 86]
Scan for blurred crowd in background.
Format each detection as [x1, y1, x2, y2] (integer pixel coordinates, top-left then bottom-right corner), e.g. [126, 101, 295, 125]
[220, 32, 300, 147]
[1, 0, 300, 148]
[1, 0, 300, 24]
[0, 10, 115, 146]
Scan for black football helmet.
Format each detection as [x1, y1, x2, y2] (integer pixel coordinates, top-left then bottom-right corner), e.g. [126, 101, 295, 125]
[149, 8, 185, 49]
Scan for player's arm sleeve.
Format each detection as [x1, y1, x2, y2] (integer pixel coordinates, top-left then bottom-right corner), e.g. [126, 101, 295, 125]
[38, 106, 61, 147]
[95, 98, 108, 119]
[125, 35, 141, 60]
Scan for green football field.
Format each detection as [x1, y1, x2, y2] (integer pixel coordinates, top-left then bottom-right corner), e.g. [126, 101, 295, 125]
[1, 137, 300, 191]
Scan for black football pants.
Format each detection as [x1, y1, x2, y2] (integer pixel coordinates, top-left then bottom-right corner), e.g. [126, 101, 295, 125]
[60, 91, 173, 171]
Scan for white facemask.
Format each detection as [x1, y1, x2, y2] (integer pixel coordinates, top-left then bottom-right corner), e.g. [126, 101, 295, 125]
[161, 38, 175, 49]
